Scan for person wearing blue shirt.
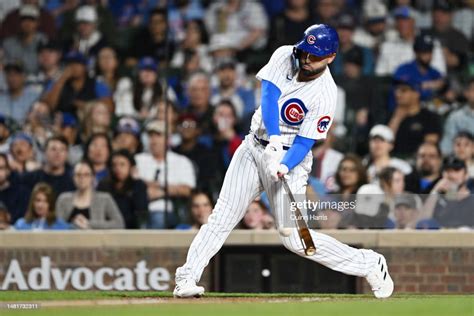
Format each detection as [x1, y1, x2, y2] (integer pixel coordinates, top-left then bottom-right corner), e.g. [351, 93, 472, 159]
[14, 182, 70, 231]
[389, 33, 444, 111]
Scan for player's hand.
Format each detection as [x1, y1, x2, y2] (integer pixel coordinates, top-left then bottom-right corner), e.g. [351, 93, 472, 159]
[263, 135, 284, 163]
[267, 161, 289, 182]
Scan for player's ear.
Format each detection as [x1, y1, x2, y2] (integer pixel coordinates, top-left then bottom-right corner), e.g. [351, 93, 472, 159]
[326, 53, 337, 64]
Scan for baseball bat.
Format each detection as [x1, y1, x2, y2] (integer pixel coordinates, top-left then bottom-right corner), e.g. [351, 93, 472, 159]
[281, 178, 316, 256]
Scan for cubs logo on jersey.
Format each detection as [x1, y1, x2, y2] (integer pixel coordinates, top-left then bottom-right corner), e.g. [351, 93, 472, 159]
[280, 98, 308, 126]
[317, 116, 331, 133]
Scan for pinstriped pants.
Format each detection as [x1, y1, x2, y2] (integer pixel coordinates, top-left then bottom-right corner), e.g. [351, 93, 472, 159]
[176, 135, 378, 283]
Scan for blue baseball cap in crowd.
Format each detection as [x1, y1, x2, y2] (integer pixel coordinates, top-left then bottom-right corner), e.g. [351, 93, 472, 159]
[64, 51, 88, 65]
[393, 73, 421, 93]
[393, 6, 415, 19]
[11, 132, 34, 146]
[138, 57, 157, 72]
[62, 113, 78, 128]
[414, 33, 434, 52]
[116, 117, 141, 137]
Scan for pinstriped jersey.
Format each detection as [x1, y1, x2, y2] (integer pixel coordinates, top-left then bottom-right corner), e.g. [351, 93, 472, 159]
[251, 45, 337, 147]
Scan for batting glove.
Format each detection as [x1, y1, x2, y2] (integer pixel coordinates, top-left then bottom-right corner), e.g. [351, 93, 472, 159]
[263, 135, 284, 163]
[267, 161, 289, 182]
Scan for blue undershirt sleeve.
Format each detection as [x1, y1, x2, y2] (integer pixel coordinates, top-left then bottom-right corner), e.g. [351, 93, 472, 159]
[281, 135, 316, 170]
[261, 79, 281, 136]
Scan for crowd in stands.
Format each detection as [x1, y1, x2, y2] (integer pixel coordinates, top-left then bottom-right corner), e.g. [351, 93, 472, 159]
[0, 0, 473, 231]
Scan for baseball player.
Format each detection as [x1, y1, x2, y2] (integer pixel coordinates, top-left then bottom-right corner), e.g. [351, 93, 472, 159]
[174, 24, 394, 298]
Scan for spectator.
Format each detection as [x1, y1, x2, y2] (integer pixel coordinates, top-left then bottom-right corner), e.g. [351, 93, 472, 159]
[392, 33, 444, 104]
[0, 61, 41, 124]
[2, 5, 47, 76]
[84, 132, 112, 184]
[208, 100, 243, 172]
[427, 0, 470, 77]
[205, 0, 269, 52]
[240, 200, 274, 230]
[80, 101, 112, 143]
[23, 101, 54, 149]
[31, 40, 63, 92]
[94, 46, 123, 92]
[365, 125, 412, 182]
[127, 8, 175, 68]
[0, 115, 11, 154]
[332, 154, 368, 200]
[56, 160, 124, 229]
[173, 114, 220, 192]
[98, 149, 148, 229]
[310, 129, 343, 193]
[312, 0, 342, 26]
[170, 19, 212, 73]
[185, 72, 213, 133]
[112, 117, 142, 155]
[268, 0, 312, 51]
[20, 135, 75, 197]
[176, 190, 214, 230]
[58, 1, 115, 47]
[0, 202, 13, 230]
[8, 132, 40, 173]
[440, 79, 474, 154]
[375, 6, 446, 76]
[62, 5, 108, 61]
[332, 14, 374, 76]
[135, 120, 196, 229]
[0, 153, 29, 223]
[42, 51, 112, 116]
[405, 142, 442, 194]
[423, 156, 474, 228]
[333, 47, 386, 154]
[211, 58, 256, 120]
[59, 113, 83, 166]
[388, 193, 420, 229]
[14, 182, 70, 230]
[0, 0, 56, 40]
[451, 132, 474, 178]
[353, 1, 391, 51]
[114, 57, 175, 119]
[388, 76, 442, 157]
[168, 0, 205, 42]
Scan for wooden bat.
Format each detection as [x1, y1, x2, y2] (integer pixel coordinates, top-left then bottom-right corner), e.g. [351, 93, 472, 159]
[281, 178, 316, 256]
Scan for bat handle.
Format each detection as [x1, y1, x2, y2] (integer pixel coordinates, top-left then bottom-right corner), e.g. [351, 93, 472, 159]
[300, 228, 316, 256]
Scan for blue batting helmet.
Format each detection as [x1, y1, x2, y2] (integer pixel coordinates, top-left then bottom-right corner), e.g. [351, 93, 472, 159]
[294, 24, 339, 57]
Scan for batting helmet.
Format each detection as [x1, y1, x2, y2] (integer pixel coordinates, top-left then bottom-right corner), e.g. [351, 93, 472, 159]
[294, 24, 339, 57]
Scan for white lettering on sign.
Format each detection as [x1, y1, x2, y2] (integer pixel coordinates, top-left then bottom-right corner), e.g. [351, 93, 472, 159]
[0, 257, 171, 291]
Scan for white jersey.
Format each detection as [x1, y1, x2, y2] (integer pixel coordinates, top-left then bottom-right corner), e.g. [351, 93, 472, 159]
[251, 45, 338, 147]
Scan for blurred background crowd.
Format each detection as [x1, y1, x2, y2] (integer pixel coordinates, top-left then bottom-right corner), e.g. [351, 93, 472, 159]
[0, 0, 473, 232]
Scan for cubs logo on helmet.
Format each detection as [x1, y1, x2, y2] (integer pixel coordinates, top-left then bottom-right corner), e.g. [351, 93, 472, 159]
[280, 98, 308, 126]
[317, 116, 331, 133]
[306, 34, 316, 45]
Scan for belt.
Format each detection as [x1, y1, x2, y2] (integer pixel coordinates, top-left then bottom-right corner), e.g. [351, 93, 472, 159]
[254, 135, 290, 150]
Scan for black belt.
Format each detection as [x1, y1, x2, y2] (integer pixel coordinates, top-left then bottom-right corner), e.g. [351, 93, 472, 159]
[254, 135, 290, 150]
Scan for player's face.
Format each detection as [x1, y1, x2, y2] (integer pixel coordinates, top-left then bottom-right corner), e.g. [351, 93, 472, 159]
[299, 51, 335, 79]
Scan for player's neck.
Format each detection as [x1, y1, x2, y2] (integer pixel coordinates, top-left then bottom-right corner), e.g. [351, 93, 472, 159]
[297, 69, 325, 82]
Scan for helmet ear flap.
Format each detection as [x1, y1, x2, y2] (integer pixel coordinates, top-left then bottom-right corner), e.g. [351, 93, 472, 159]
[292, 47, 300, 70]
